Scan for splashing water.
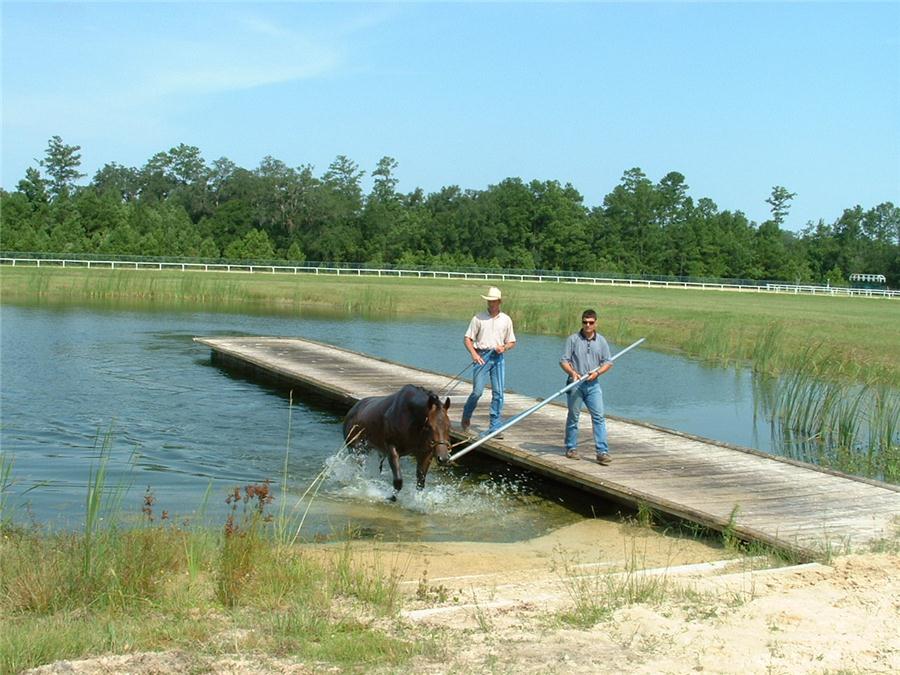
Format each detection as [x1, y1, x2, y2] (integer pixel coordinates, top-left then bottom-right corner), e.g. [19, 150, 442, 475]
[322, 448, 531, 519]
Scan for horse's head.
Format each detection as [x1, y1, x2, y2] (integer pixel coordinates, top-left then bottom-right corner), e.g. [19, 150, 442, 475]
[425, 393, 452, 465]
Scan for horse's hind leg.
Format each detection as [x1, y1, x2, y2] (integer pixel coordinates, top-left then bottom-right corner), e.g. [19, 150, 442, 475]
[386, 446, 403, 498]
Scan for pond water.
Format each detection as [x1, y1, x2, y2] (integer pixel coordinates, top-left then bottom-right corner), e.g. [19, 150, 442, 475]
[1, 301, 781, 541]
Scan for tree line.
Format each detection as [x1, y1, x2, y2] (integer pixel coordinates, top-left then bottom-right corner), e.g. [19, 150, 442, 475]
[1, 136, 897, 286]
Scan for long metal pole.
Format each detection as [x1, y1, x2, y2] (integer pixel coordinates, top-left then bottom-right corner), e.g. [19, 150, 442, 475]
[450, 337, 645, 462]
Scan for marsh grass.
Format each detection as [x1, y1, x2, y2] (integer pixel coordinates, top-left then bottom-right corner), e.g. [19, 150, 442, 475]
[749, 322, 785, 374]
[867, 519, 900, 555]
[469, 590, 494, 634]
[691, 318, 737, 363]
[635, 502, 657, 528]
[327, 538, 406, 612]
[82, 429, 131, 578]
[184, 483, 214, 580]
[721, 505, 743, 552]
[514, 299, 585, 337]
[756, 347, 900, 482]
[618, 503, 796, 567]
[216, 482, 274, 607]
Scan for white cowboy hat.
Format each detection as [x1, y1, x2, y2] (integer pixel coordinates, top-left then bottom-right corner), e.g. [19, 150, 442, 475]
[481, 286, 502, 300]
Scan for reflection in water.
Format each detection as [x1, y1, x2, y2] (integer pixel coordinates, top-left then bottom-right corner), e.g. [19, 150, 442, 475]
[1, 302, 895, 539]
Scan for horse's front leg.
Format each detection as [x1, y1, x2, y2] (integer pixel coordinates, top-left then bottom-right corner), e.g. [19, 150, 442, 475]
[386, 446, 403, 498]
[415, 454, 433, 491]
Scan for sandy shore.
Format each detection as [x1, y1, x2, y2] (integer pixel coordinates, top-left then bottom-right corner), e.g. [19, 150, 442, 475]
[25, 519, 900, 674]
[396, 522, 900, 674]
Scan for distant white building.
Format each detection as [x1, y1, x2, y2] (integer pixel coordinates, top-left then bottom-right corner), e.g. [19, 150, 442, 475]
[849, 273, 886, 283]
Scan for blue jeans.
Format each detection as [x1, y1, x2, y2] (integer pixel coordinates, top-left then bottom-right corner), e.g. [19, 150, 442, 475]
[565, 379, 609, 455]
[462, 350, 505, 431]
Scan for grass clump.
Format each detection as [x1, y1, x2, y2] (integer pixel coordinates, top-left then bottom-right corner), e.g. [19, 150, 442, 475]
[552, 543, 677, 628]
[216, 482, 274, 607]
[550, 539, 758, 630]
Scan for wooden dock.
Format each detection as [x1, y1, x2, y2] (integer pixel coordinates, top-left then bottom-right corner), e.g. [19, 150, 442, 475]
[194, 336, 900, 559]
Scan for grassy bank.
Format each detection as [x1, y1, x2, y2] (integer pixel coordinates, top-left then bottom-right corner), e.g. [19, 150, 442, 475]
[0, 437, 429, 673]
[0, 526, 432, 674]
[2, 266, 899, 386]
[0, 441, 728, 674]
[0, 470, 433, 674]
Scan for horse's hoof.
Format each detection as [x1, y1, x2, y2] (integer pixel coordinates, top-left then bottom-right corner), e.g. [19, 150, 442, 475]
[387, 494, 397, 502]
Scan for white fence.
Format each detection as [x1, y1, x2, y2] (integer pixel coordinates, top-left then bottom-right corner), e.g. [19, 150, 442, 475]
[2, 255, 897, 299]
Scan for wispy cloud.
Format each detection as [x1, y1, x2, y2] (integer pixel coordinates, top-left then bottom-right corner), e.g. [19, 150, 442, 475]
[238, 14, 294, 39]
[3, 5, 386, 130]
[134, 6, 350, 101]
[140, 37, 341, 99]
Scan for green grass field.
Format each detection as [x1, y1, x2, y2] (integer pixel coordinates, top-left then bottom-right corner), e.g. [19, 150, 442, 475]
[3, 266, 898, 385]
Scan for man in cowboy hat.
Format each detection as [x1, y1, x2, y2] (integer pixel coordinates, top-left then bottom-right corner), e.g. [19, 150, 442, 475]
[460, 286, 516, 436]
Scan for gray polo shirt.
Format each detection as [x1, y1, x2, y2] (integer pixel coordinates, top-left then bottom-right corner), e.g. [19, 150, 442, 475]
[561, 330, 611, 375]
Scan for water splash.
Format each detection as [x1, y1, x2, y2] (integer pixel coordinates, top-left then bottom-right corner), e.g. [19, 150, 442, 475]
[322, 448, 521, 518]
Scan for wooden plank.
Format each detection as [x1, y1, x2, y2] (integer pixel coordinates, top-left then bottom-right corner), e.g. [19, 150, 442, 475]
[194, 336, 900, 559]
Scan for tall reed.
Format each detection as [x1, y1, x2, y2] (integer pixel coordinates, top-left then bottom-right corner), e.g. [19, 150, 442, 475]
[691, 318, 736, 364]
[758, 347, 900, 482]
[270, 390, 331, 547]
[0, 452, 13, 529]
[749, 322, 785, 374]
[82, 429, 129, 577]
[184, 482, 213, 580]
[216, 482, 274, 607]
[274, 391, 295, 545]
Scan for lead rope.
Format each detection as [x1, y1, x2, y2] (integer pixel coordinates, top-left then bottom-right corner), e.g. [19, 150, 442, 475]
[436, 361, 474, 397]
[441, 363, 477, 447]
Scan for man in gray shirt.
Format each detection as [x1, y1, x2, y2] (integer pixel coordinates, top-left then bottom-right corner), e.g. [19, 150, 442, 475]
[559, 309, 613, 464]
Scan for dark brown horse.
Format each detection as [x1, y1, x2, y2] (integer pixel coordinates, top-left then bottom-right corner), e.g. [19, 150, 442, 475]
[342, 384, 452, 496]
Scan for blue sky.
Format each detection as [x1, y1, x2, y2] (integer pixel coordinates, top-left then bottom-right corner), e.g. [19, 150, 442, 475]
[2, 1, 898, 230]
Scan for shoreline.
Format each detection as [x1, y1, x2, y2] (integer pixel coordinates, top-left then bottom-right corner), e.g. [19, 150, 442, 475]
[3, 265, 898, 387]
